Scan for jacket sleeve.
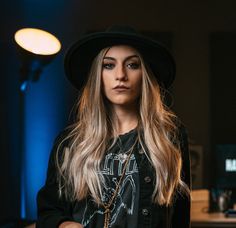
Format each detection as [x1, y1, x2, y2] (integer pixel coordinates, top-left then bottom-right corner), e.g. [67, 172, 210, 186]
[171, 124, 191, 228]
[36, 132, 74, 228]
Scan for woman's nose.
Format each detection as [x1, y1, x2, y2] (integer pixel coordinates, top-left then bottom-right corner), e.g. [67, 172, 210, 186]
[115, 65, 127, 81]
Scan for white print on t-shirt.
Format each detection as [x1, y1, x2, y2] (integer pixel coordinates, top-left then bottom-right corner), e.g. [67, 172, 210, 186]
[81, 153, 138, 227]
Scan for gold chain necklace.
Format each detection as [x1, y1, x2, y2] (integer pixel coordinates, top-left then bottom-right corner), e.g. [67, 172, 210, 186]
[102, 138, 138, 228]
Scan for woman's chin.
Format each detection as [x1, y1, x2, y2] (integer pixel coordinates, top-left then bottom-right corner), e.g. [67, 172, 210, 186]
[109, 100, 138, 108]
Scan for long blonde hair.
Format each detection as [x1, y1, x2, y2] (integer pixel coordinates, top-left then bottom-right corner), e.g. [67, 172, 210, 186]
[57, 46, 190, 206]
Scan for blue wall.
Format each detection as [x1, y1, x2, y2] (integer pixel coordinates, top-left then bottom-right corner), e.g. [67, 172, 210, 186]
[22, 60, 68, 219]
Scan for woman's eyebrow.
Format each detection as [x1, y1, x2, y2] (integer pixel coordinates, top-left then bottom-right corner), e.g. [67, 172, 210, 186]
[103, 55, 139, 61]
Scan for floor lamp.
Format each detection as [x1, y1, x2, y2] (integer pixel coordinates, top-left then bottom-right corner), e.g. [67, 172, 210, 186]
[14, 28, 61, 220]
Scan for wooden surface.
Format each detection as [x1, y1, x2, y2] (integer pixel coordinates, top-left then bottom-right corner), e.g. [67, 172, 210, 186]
[192, 211, 236, 223]
[191, 189, 236, 228]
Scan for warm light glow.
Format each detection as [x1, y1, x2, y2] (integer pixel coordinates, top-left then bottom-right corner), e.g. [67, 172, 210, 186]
[14, 28, 61, 55]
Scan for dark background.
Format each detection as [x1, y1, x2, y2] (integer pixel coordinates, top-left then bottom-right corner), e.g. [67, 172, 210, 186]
[0, 0, 236, 224]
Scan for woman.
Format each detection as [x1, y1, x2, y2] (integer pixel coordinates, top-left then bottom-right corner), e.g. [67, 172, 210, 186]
[36, 26, 191, 228]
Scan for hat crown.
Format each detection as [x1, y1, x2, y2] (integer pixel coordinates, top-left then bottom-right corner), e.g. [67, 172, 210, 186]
[105, 25, 139, 36]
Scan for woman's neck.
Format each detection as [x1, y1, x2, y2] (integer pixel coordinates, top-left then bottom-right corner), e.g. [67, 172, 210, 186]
[112, 104, 139, 135]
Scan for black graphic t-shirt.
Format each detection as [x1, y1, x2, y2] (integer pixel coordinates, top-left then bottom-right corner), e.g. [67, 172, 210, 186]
[72, 129, 140, 228]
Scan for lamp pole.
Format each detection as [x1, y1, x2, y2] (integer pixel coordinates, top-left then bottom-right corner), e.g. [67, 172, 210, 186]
[18, 67, 43, 219]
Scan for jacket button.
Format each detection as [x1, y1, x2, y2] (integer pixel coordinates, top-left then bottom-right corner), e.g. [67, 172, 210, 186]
[144, 176, 151, 183]
[142, 208, 149, 216]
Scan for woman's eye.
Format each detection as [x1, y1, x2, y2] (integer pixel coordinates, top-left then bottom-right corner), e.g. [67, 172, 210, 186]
[103, 63, 115, 69]
[127, 62, 140, 69]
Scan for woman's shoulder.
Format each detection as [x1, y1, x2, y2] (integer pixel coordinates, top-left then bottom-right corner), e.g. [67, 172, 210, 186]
[172, 118, 189, 157]
[173, 117, 188, 139]
[53, 127, 72, 147]
[49, 127, 74, 162]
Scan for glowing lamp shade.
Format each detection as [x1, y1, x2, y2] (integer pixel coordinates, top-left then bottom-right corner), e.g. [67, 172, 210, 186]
[14, 28, 61, 55]
[14, 28, 61, 91]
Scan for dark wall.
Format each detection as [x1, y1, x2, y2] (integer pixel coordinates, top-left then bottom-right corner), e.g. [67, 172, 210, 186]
[210, 33, 236, 144]
[0, 43, 21, 222]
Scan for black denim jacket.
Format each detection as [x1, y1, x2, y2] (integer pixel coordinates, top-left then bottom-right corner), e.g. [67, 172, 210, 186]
[36, 125, 191, 228]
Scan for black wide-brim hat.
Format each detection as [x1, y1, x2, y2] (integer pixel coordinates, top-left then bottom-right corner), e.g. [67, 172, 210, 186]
[64, 25, 176, 90]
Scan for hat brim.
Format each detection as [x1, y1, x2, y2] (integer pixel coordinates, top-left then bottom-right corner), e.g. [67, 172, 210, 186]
[64, 32, 176, 90]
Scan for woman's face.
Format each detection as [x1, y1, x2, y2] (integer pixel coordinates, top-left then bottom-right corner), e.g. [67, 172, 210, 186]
[101, 45, 142, 108]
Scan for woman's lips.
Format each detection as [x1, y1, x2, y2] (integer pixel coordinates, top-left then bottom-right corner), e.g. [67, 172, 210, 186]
[113, 85, 129, 92]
